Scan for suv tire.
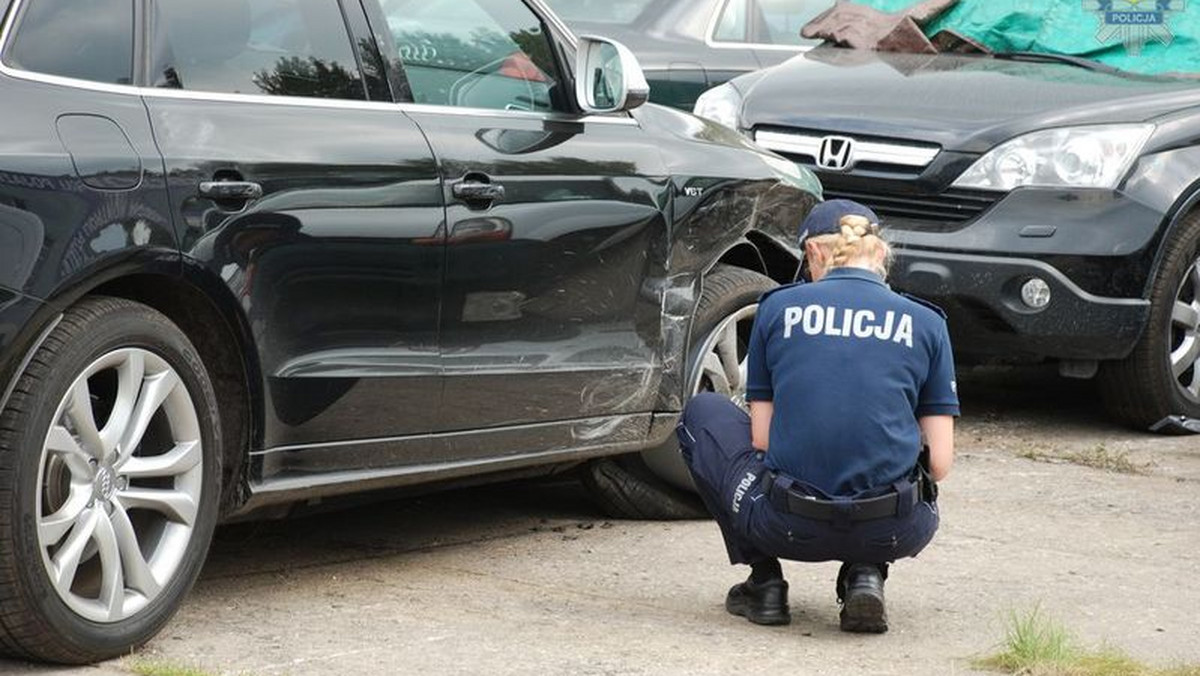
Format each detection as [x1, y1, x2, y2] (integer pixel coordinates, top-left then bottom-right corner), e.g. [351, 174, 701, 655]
[1101, 210, 1200, 429]
[0, 297, 221, 664]
[581, 265, 776, 519]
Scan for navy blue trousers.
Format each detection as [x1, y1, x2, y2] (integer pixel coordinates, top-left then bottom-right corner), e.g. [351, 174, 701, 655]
[677, 392, 938, 567]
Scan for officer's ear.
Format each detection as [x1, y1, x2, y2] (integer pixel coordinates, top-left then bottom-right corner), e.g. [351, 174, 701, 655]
[804, 239, 828, 281]
[805, 238, 828, 265]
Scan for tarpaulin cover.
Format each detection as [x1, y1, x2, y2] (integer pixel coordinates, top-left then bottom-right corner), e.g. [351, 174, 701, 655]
[807, 0, 1200, 74]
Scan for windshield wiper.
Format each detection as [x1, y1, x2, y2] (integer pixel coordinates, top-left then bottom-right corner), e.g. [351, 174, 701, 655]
[991, 51, 1124, 75]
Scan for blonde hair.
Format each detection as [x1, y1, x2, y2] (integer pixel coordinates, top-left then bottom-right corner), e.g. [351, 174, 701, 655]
[810, 214, 893, 278]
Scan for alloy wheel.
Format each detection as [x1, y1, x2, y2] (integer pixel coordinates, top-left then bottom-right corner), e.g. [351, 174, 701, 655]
[36, 348, 203, 623]
[1169, 255, 1200, 403]
[692, 305, 757, 408]
[640, 303, 759, 490]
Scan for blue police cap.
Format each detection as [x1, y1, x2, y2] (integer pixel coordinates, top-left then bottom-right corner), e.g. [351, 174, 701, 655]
[797, 199, 880, 247]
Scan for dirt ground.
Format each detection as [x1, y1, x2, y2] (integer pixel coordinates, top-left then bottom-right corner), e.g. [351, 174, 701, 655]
[4, 365, 1199, 676]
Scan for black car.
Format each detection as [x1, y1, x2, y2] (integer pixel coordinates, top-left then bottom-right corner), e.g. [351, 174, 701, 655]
[0, 0, 820, 663]
[698, 45, 1200, 429]
[543, 0, 832, 109]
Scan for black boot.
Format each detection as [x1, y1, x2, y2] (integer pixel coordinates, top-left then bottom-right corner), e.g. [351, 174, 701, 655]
[837, 563, 888, 633]
[725, 577, 790, 626]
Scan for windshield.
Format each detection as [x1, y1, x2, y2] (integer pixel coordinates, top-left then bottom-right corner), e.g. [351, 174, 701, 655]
[827, 0, 1200, 77]
[540, 0, 659, 25]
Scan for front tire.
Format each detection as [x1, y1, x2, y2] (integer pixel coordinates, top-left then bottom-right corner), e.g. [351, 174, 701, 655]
[581, 265, 776, 519]
[1101, 211, 1200, 429]
[0, 297, 221, 664]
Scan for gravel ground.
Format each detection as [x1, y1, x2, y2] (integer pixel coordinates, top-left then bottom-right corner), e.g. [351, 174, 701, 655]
[4, 365, 1198, 676]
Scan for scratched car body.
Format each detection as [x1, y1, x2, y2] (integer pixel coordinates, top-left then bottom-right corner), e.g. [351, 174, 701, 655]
[0, 0, 818, 663]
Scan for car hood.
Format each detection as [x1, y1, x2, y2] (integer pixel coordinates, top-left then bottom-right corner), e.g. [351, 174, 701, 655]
[737, 48, 1200, 153]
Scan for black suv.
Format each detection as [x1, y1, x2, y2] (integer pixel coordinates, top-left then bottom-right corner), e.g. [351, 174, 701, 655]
[0, 0, 819, 663]
[698, 46, 1200, 429]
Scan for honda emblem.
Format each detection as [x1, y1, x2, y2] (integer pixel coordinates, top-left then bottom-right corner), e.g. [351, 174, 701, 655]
[817, 136, 855, 171]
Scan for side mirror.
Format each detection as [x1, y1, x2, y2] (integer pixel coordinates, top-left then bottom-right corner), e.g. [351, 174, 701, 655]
[574, 35, 650, 114]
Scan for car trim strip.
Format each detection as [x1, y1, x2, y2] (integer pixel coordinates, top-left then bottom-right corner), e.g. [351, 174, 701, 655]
[755, 130, 941, 168]
[0, 0, 635, 127]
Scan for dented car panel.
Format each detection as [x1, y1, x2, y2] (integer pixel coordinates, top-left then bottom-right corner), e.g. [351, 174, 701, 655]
[0, 0, 820, 512]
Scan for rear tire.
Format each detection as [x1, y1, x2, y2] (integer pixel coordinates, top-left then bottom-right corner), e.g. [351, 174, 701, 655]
[581, 265, 777, 519]
[0, 297, 221, 664]
[1100, 211, 1200, 430]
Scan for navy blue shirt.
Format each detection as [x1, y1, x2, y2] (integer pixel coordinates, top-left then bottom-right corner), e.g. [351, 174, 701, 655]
[746, 267, 960, 497]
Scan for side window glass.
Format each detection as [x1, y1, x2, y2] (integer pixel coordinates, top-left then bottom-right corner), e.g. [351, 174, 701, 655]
[150, 0, 367, 100]
[379, 0, 562, 112]
[756, 0, 829, 46]
[4, 0, 133, 84]
[713, 0, 749, 43]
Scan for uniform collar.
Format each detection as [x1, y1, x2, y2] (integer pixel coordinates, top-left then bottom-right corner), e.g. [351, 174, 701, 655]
[820, 267, 887, 287]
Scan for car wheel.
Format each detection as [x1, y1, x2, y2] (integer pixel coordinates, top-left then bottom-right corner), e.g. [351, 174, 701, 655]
[581, 265, 776, 519]
[0, 297, 221, 664]
[1100, 210, 1200, 430]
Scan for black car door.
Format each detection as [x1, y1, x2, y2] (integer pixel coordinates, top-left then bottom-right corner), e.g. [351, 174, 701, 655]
[368, 0, 672, 440]
[144, 0, 444, 458]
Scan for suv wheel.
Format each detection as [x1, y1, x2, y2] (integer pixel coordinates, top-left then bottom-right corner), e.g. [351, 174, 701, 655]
[1101, 210, 1200, 429]
[0, 297, 221, 664]
[581, 265, 776, 519]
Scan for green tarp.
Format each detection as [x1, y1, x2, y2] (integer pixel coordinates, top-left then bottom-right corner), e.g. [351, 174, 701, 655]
[852, 0, 1200, 74]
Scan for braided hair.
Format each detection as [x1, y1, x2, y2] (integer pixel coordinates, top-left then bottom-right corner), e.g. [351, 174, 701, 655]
[810, 214, 892, 278]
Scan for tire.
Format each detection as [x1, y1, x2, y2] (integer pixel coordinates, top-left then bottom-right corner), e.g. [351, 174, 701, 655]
[1100, 210, 1200, 430]
[581, 265, 777, 520]
[0, 297, 221, 664]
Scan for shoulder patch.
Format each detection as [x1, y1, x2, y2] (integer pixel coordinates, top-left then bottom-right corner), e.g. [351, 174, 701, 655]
[900, 292, 947, 319]
[758, 280, 806, 303]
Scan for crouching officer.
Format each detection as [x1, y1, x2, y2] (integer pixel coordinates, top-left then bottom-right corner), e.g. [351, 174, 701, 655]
[677, 199, 958, 633]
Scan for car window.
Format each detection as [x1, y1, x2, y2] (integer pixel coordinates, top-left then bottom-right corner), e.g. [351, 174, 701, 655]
[755, 0, 827, 46]
[379, 0, 562, 112]
[713, 0, 828, 46]
[541, 0, 658, 24]
[150, 0, 367, 100]
[3, 0, 133, 84]
[714, 0, 749, 42]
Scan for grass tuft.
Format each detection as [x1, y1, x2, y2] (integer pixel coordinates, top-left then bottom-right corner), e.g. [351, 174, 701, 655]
[123, 656, 219, 676]
[1015, 443, 1150, 475]
[976, 606, 1075, 674]
[1062, 445, 1150, 475]
[975, 607, 1200, 676]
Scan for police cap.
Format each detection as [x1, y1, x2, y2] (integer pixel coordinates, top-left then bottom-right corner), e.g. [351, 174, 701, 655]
[797, 199, 880, 248]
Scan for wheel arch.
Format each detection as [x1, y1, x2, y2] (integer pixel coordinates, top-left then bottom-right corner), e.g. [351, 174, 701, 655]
[1143, 184, 1200, 301]
[41, 255, 261, 516]
[710, 231, 800, 283]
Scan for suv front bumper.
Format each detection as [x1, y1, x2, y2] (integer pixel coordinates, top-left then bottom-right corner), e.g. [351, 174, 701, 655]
[891, 249, 1149, 361]
[881, 187, 1163, 362]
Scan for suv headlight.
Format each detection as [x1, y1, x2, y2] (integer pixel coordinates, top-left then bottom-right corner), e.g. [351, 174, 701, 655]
[953, 124, 1154, 191]
[693, 83, 743, 130]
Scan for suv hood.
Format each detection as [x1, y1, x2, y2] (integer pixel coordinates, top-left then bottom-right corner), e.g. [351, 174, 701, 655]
[737, 48, 1200, 153]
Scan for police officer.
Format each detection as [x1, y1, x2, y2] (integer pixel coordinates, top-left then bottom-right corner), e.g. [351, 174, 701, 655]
[677, 199, 958, 633]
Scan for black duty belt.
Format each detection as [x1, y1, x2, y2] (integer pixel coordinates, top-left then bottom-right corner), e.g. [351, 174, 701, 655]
[761, 470, 919, 522]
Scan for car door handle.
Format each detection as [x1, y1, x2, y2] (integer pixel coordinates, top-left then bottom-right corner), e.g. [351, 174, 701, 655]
[198, 180, 263, 202]
[452, 180, 505, 204]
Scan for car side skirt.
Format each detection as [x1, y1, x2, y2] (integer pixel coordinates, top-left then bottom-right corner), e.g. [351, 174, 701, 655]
[232, 412, 672, 516]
